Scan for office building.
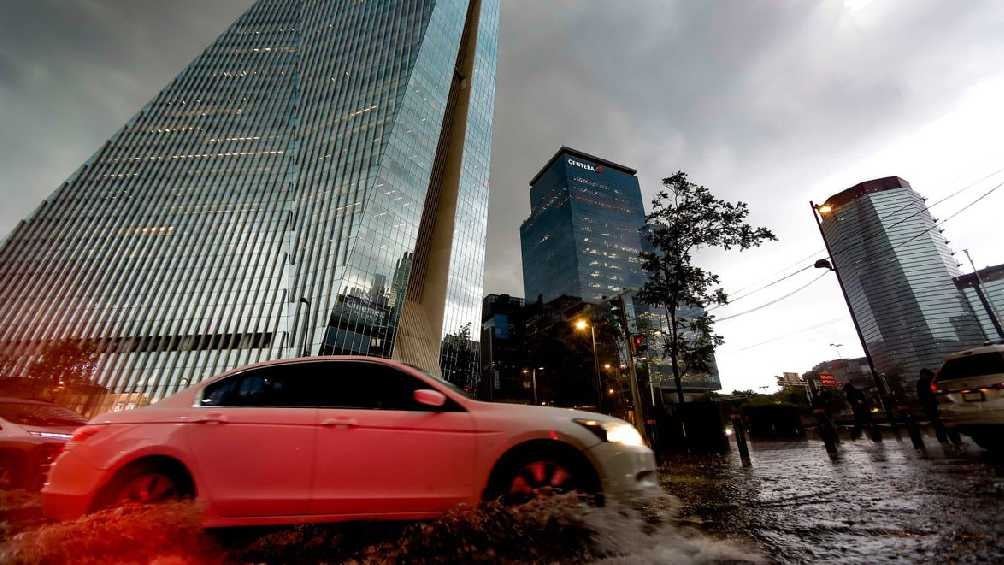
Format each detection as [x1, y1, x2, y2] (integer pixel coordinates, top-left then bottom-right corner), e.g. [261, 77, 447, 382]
[954, 264, 1004, 342]
[520, 147, 647, 304]
[479, 294, 529, 401]
[0, 0, 499, 405]
[816, 177, 984, 383]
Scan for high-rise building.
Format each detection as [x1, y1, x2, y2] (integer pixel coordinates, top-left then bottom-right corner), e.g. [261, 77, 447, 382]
[954, 264, 1004, 342]
[816, 176, 984, 383]
[520, 147, 647, 304]
[0, 0, 499, 405]
[479, 293, 529, 402]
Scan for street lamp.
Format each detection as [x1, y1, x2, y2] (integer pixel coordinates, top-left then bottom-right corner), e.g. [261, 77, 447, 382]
[574, 317, 603, 411]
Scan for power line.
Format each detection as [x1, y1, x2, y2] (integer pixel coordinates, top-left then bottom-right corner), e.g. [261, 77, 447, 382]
[733, 317, 844, 351]
[714, 178, 1003, 323]
[708, 264, 813, 312]
[723, 164, 1004, 301]
[849, 179, 1003, 271]
[715, 271, 830, 322]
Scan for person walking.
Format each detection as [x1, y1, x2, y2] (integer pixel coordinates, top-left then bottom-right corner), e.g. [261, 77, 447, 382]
[843, 382, 877, 441]
[916, 368, 958, 444]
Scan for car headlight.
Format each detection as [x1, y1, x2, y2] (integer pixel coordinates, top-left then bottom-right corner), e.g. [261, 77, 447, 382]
[574, 418, 646, 447]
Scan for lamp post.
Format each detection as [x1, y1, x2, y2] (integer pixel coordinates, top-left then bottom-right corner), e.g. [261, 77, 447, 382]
[574, 318, 603, 411]
[811, 201, 896, 428]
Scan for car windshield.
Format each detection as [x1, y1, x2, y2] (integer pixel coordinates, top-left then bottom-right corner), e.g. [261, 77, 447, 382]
[404, 364, 471, 399]
[940, 352, 1004, 380]
[0, 402, 87, 427]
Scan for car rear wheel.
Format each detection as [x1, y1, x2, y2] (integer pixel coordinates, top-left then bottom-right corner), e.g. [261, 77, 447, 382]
[98, 461, 193, 509]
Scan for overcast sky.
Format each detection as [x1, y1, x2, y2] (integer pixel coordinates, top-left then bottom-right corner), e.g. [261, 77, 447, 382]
[2, 0, 1003, 392]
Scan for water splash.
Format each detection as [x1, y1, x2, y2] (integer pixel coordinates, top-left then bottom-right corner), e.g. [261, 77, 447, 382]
[2, 493, 758, 564]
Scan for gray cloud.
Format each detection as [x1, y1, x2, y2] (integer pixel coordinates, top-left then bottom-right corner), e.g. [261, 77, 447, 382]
[2, 0, 1003, 389]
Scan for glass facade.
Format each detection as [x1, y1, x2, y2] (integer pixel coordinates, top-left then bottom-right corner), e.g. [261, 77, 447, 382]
[818, 177, 985, 383]
[520, 147, 647, 304]
[0, 0, 499, 404]
[955, 265, 1004, 341]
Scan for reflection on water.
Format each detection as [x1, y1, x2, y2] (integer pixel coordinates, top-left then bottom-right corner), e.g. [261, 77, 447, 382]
[662, 434, 1004, 563]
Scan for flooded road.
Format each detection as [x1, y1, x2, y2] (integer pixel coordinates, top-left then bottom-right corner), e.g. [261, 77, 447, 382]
[662, 433, 1004, 563]
[4, 433, 1003, 563]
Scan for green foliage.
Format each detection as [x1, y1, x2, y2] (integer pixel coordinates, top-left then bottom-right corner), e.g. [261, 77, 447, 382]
[637, 171, 776, 402]
[25, 340, 99, 386]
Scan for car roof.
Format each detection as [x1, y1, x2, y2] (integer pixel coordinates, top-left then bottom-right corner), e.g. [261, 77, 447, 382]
[945, 344, 1004, 361]
[195, 355, 422, 387]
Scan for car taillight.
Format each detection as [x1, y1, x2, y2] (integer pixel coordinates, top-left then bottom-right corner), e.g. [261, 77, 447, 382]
[65, 425, 105, 449]
[930, 372, 942, 395]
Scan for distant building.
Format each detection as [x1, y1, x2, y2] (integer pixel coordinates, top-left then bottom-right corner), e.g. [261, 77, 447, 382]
[811, 358, 872, 390]
[479, 294, 529, 402]
[817, 176, 985, 385]
[520, 147, 647, 304]
[954, 264, 1004, 342]
[625, 299, 721, 396]
[777, 371, 805, 390]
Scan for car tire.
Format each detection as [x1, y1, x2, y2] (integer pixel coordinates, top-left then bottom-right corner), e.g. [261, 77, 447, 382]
[0, 452, 27, 490]
[98, 461, 192, 509]
[487, 447, 597, 504]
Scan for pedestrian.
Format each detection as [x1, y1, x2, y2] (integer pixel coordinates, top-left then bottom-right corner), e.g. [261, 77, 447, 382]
[843, 382, 872, 440]
[916, 368, 959, 444]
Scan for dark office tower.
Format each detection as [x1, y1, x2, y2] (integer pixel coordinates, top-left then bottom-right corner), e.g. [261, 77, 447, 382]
[520, 147, 646, 304]
[0, 0, 499, 403]
[817, 177, 985, 381]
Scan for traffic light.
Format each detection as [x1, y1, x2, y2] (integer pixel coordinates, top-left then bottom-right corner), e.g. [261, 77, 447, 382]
[630, 334, 647, 354]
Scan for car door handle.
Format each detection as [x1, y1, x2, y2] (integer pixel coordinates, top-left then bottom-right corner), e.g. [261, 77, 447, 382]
[321, 417, 357, 428]
[194, 413, 228, 424]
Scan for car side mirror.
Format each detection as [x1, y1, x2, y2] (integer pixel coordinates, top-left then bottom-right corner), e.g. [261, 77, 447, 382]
[414, 388, 447, 408]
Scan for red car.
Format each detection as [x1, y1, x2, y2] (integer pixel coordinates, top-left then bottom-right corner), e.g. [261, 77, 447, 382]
[43, 356, 657, 526]
[1, 397, 86, 490]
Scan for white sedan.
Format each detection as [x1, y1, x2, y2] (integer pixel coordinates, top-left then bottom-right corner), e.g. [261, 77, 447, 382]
[43, 356, 658, 527]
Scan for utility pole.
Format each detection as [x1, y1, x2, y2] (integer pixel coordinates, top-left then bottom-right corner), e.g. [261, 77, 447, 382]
[811, 201, 897, 430]
[963, 249, 1004, 341]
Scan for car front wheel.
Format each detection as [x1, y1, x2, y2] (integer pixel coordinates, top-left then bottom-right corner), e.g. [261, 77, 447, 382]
[486, 446, 600, 504]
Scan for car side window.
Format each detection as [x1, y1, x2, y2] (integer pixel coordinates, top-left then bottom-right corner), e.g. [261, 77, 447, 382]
[312, 361, 448, 412]
[200, 376, 237, 407]
[200, 365, 311, 407]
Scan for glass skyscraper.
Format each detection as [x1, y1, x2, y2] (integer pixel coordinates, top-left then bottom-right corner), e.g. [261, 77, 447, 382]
[0, 0, 499, 405]
[520, 147, 647, 304]
[954, 264, 1004, 342]
[818, 176, 985, 382]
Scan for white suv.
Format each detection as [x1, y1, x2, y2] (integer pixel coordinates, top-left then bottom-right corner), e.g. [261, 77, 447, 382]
[934, 343, 1004, 452]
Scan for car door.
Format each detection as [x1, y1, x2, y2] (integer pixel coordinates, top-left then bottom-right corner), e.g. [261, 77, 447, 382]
[181, 364, 317, 518]
[310, 361, 477, 517]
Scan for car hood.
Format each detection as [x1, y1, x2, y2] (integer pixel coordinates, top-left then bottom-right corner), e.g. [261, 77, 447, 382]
[465, 399, 620, 424]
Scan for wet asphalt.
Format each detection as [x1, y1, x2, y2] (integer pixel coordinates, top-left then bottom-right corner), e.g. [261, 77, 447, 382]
[661, 432, 1004, 564]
